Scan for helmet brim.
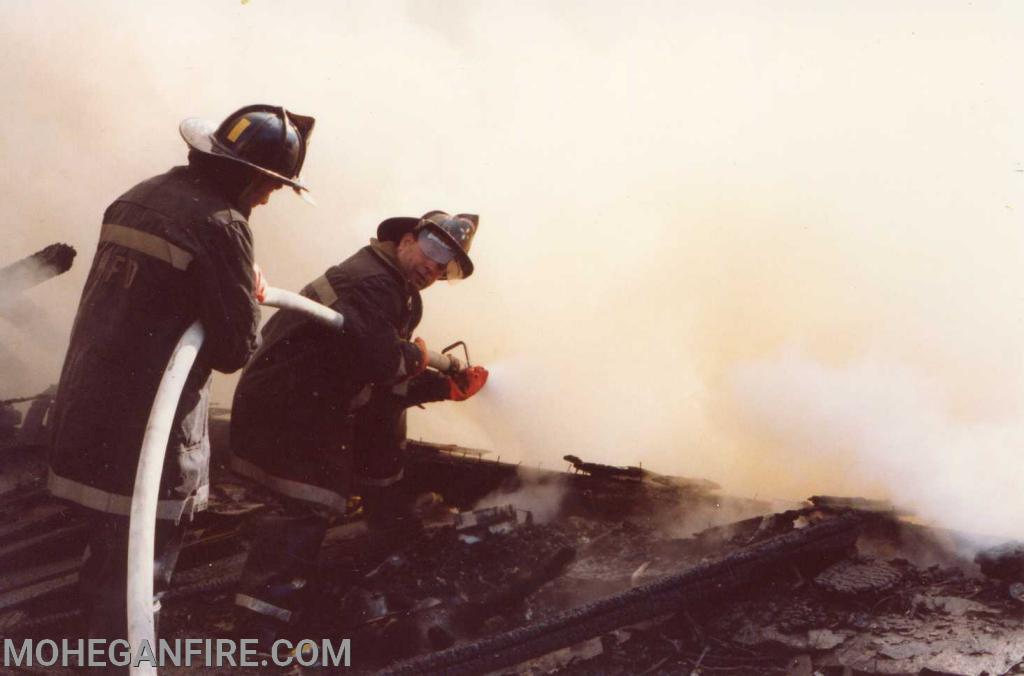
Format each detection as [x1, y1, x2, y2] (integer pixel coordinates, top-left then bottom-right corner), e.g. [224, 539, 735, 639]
[179, 117, 312, 196]
[376, 216, 420, 243]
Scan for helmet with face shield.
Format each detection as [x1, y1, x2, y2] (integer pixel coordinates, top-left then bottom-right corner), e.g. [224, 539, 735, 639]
[377, 210, 478, 280]
[414, 211, 478, 280]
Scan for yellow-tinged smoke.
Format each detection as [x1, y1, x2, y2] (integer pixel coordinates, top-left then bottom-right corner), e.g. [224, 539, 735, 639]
[2, 1, 1023, 536]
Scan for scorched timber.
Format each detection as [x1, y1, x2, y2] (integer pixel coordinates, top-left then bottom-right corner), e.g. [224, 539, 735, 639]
[0, 243, 76, 297]
[378, 512, 866, 676]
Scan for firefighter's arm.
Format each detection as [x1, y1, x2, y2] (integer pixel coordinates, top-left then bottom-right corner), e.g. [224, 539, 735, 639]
[195, 214, 260, 373]
[330, 276, 425, 383]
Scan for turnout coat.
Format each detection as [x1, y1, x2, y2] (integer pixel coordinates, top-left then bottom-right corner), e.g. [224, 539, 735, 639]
[230, 239, 449, 512]
[48, 165, 261, 521]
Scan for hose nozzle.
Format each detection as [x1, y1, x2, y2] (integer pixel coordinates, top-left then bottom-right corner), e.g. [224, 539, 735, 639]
[426, 350, 462, 375]
[426, 340, 471, 375]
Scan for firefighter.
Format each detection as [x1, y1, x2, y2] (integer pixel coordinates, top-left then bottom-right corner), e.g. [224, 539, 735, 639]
[47, 104, 315, 651]
[229, 210, 488, 642]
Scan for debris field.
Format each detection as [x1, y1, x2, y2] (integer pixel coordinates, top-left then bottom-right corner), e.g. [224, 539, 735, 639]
[3, 403, 1024, 676]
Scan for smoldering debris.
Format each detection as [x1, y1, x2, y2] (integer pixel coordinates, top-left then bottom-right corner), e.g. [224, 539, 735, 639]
[0, 244, 78, 401]
[976, 541, 1024, 581]
[813, 557, 905, 595]
[4, 415, 1024, 675]
[0, 243, 76, 302]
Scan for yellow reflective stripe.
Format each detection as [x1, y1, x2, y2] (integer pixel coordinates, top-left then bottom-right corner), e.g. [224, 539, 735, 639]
[229, 453, 348, 513]
[47, 468, 206, 522]
[226, 117, 251, 143]
[100, 223, 194, 271]
[310, 275, 338, 306]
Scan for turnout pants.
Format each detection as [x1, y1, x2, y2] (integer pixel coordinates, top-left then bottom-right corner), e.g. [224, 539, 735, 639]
[232, 395, 408, 637]
[78, 510, 187, 647]
[233, 507, 329, 646]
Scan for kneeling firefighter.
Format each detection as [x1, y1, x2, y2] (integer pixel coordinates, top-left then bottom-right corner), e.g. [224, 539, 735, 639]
[229, 210, 488, 641]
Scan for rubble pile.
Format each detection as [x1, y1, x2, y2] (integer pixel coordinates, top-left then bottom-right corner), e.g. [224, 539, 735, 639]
[558, 539, 1024, 675]
[3, 405, 1024, 674]
[345, 522, 576, 603]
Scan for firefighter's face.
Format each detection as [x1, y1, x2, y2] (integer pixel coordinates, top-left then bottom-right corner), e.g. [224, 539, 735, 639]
[242, 176, 284, 209]
[397, 232, 445, 290]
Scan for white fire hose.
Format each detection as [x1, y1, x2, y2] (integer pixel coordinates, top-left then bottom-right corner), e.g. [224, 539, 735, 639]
[261, 286, 345, 332]
[126, 286, 457, 672]
[126, 319, 203, 675]
[127, 287, 344, 673]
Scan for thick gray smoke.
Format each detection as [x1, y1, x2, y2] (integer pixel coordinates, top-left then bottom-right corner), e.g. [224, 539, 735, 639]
[3, 2, 1023, 536]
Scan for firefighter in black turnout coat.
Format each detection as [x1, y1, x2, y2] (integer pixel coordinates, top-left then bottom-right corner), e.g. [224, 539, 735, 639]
[48, 104, 314, 649]
[229, 211, 488, 638]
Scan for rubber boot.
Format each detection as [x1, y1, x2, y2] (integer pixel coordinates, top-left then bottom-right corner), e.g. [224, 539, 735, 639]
[234, 512, 328, 653]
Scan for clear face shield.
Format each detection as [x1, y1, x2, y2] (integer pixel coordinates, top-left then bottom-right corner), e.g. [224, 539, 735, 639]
[417, 229, 465, 281]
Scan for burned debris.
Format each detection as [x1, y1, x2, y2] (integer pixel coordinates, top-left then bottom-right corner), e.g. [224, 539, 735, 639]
[382, 511, 866, 675]
[1, 285, 1023, 676]
[564, 454, 646, 481]
[976, 541, 1024, 583]
[562, 453, 720, 491]
[813, 557, 905, 595]
[4, 411, 1024, 676]
[1, 243, 75, 446]
[0, 243, 76, 299]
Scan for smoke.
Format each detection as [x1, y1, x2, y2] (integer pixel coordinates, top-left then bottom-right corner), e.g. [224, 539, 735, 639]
[3, 2, 1024, 535]
[729, 352, 1024, 539]
[0, 250, 76, 396]
[473, 472, 568, 525]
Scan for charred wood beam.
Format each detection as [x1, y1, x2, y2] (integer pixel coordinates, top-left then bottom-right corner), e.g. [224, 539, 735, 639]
[403, 441, 719, 518]
[0, 523, 247, 606]
[0, 487, 51, 513]
[0, 523, 88, 571]
[3, 550, 248, 634]
[377, 512, 865, 676]
[0, 557, 79, 595]
[808, 495, 899, 513]
[0, 573, 78, 612]
[0, 503, 76, 545]
[0, 243, 76, 298]
[563, 454, 645, 481]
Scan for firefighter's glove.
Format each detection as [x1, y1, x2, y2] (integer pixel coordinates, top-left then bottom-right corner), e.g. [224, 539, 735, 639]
[411, 337, 429, 377]
[253, 263, 268, 304]
[447, 366, 489, 401]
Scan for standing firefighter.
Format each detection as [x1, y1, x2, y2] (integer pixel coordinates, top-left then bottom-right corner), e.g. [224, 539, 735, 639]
[48, 104, 315, 650]
[230, 211, 488, 642]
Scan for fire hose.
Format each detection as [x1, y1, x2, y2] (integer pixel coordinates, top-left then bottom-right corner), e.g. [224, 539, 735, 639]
[126, 286, 463, 673]
[126, 319, 204, 676]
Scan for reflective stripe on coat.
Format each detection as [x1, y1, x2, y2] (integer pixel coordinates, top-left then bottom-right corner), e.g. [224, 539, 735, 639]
[48, 165, 261, 521]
